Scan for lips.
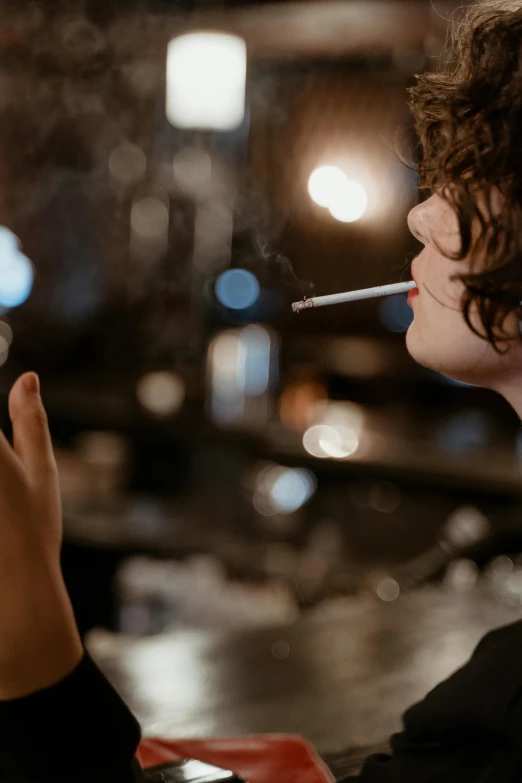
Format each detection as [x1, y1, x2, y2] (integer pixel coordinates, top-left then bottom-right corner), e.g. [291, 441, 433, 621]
[408, 262, 419, 305]
[407, 288, 419, 305]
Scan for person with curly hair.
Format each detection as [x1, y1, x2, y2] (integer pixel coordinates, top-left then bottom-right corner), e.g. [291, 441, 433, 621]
[3, 1, 522, 782]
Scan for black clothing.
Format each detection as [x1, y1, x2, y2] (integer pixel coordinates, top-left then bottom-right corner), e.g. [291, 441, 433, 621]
[342, 620, 522, 782]
[2, 621, 522, 782]
[0, 652, 144, 783]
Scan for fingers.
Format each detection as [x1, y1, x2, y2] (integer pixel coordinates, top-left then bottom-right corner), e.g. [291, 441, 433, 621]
[8, 373, 56, 484]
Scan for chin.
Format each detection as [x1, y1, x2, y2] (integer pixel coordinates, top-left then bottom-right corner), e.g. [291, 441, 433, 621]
[405, 325, 460, 378]
[406, 326, 493, 387]
[405, 324, 433, 369]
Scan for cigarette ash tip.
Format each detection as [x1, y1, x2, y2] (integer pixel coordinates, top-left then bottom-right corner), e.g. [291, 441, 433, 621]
[292, 298, 313, 313]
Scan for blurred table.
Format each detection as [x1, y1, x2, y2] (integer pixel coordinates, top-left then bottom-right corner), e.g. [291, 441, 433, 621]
[87, 586, 522, 774]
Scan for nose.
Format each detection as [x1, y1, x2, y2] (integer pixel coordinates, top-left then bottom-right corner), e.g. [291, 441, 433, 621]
[407, 201, 427, 245]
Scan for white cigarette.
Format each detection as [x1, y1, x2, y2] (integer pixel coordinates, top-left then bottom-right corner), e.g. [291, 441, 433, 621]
[292, 281, 417, 312]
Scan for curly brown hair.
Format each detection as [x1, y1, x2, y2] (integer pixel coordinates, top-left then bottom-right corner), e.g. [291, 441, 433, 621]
[408, 0, 522, 351]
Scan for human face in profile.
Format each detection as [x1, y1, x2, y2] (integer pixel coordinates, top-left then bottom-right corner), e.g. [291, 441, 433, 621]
[405, 188, 522, 394]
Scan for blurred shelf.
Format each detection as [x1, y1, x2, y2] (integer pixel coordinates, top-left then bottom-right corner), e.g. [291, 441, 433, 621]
[262, 421, 522, 496]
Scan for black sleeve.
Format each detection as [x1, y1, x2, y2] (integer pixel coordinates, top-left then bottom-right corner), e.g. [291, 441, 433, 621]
[0, 650, 151, 783]
[340, 621, 522, 782]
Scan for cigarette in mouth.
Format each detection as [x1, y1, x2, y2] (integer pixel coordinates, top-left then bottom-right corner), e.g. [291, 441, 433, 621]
[292, 281, 417, 312]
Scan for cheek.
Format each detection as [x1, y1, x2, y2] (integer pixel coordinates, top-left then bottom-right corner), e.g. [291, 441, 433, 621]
[423, 251, 464, 305]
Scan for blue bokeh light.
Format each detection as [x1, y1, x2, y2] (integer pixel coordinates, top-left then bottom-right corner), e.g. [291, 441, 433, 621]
[436, 410, 491, 456]
[0, 227, 20, 256]
[215, 268, 260, 310]
[0, 227, 33, 308]
[379, 293, 414, 333]
[0, 253, 34, 308]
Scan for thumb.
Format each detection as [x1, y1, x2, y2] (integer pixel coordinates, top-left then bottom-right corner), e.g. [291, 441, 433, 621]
[8, 373, 56, 483]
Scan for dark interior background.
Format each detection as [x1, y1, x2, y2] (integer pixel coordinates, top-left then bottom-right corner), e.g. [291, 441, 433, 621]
[0, 0, 520, 637]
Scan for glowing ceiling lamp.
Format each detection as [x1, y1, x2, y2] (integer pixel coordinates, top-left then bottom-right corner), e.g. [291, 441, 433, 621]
[308, 166, 348, 208]
[329, 180, 368, 223]
[308, 166, 368, 223]
[166, 32, 247, 131]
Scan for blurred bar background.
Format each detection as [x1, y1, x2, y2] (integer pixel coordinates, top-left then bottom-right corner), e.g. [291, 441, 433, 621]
[0, 4, 521, 758]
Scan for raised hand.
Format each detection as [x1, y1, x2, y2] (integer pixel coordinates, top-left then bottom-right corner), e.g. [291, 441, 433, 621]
[0, 373, 82, 699]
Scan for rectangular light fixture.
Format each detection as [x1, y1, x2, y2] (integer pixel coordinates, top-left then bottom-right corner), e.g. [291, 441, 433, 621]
[166, 32, 247, 131]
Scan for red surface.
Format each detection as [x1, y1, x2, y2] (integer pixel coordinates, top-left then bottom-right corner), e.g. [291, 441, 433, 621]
[137, 735, 335, 783]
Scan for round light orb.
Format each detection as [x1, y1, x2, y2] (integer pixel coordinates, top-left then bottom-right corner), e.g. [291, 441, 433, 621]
[271, 640, 290, 659]
[0, 334, 9, 367]
[131, 196, 169, 239]
[328, 181, 368, 223]
[302, 424, 359, 459]
[369, 481, 402, 514]
[269, 468, 316, 514]
[489, 555, 513, 577]
[442, 506, 490, 548]
[0, 227, 20, 256]
[376, 577, 400, 602]
[215, 268, 260, 310]
[108, 143, 147, 187]
[444, 559, 479, 592]
[0, 253, 33, 308]
[308, 166, 348, 208]
[0, 321, 13, 346]
[137, 371, 185, 417]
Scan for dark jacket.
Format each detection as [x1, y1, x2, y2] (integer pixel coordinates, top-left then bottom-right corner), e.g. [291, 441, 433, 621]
[2, 620, 522, 782]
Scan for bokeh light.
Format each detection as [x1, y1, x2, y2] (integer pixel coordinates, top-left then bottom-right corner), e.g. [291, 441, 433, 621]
[489, 555, 514, 578]
[0, 321, 13, 348]
[369, 482, 402, 514]
[137, 372, 185, 417]
[444, 559, 479, 592]
[436, 411, 491, 455]
[0, 335, 9, 367]
[208, 326, 277, 426]
[166, 32, 247, 131]
[314, 400, 365, 434]
[0, 227, 20, 256]
[0, 250, 33, 309]
[240, 325, 273, 395]
[308, 166, 349, 208]
[328, 180, 368, 223]
[253, 463, 317, 516]
[302, 424, 359, 459]
[131, 195, 170, 240]
[108, 143, 147, 188]
[441, 506, 490, 548]
[375, 577, 400, 602]
[271, 640, 290, 659]
[207, 330, 246, 425]
[270, 468, 316, 513]
[308, 167, 368, 223]
[215, 269, 260, 310]
[379, 293, 414, 333]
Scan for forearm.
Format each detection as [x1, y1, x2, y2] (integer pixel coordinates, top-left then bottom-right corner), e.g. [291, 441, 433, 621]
[0, 376, 150, 781]
[0, 560, 83, 700]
